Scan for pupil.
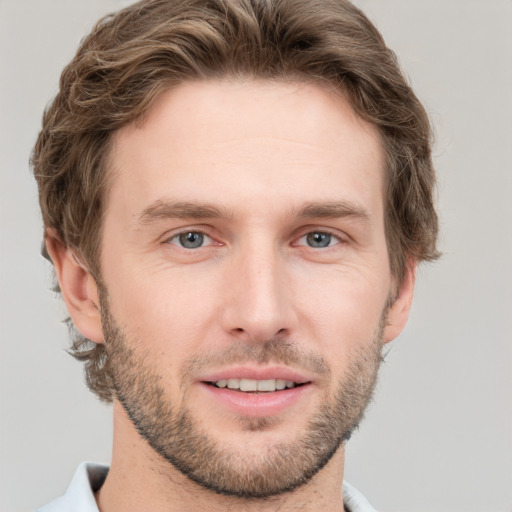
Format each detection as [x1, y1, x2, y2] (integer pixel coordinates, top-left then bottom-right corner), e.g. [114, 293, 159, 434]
[179, 232, 203, 248]
[307, 232, 330, 248]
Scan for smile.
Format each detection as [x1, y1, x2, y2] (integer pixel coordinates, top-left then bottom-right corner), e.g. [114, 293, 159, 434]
[208, 378, 304, 392]
[198, 366, 314, 416]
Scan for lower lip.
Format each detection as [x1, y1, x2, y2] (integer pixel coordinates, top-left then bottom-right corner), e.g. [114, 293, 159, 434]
[200, 383, 312, 417]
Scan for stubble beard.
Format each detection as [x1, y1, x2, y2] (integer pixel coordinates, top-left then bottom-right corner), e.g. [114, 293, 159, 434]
[101, 293, 385, 499]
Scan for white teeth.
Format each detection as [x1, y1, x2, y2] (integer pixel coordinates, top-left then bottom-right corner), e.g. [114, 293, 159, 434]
[240, 378, 258, 392]
[227, 378, 240, 389]
[257, 379, 276, 392]
[275, 379, 287, 390]
[214, 378, 298, 392]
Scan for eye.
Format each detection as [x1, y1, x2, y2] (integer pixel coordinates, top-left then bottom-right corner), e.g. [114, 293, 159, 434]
[169, 231, 213, 249]
[297, 231, 341, 248]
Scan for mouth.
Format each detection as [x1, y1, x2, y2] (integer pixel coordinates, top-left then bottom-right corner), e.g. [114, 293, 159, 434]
[198, 367, 315, 417]
[205, 378, 308, 393]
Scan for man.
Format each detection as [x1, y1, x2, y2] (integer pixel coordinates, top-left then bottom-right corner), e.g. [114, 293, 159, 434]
[31, 0, 438, 510]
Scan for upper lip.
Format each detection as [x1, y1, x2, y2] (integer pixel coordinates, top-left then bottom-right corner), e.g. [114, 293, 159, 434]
[198, 365, 314, 384]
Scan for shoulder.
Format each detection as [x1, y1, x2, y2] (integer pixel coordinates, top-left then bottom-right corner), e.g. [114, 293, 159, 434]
[35, 462, 109, 512]
[343, 481, 378, 512]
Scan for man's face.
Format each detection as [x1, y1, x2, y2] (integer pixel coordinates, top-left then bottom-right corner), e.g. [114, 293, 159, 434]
[97, 80, 400, 497]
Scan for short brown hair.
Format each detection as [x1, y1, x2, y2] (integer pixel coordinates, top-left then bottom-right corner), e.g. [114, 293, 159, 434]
[32, 0, 439, 401]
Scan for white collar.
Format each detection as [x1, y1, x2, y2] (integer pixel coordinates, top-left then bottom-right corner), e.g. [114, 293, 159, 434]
[36, 462, 377, 512]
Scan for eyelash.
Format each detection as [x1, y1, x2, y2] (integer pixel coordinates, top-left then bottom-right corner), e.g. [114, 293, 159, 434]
[294, 230, 343, 249]
[167, 230, 217, 249]
[165, 228, 345, 250]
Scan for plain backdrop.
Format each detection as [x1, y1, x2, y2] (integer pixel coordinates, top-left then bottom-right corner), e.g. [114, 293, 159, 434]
[1, 1, 511, 511]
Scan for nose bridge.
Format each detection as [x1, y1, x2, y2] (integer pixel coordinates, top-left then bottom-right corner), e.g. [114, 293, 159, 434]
[222, 233, 294, 341]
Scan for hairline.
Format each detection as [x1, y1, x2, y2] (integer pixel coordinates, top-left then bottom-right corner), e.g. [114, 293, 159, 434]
[86, 75, 394, 280]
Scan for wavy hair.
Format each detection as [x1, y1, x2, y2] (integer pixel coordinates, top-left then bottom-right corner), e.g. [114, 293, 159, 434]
[32, 0, 439, 401]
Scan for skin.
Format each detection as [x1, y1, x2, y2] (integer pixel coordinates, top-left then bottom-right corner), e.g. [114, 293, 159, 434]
[47, 79, 416, 512]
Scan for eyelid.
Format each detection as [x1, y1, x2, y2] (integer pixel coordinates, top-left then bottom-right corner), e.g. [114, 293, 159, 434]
[159, 225, 348, 249]
[292, 227, 347, 247]
[169, 232, 214, 248]
[162, 225, 221, 247]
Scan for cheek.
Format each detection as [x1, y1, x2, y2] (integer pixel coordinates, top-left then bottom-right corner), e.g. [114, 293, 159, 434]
[293, 263, 389, 352]
[103, 258, 224, 361]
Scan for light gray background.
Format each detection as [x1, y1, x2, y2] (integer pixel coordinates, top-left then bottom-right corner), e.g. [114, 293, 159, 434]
[1, 1, 511, 511]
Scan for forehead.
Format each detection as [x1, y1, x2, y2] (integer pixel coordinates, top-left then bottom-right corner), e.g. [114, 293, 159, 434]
[107, 79, 385, 220]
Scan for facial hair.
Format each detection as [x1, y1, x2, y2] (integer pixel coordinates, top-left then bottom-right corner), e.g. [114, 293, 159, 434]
[101, 291, 385, 499]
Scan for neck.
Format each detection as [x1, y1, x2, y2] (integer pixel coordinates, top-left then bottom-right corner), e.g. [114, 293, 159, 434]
[95, 402, 347, 512]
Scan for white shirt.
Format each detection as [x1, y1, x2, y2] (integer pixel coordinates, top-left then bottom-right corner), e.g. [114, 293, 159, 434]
[36, 462, 377, 512]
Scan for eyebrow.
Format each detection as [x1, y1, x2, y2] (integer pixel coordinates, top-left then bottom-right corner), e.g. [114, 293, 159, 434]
[138, 200, 228, 224]
[297, 201, 371, 222]
[137, 199, 371, 225]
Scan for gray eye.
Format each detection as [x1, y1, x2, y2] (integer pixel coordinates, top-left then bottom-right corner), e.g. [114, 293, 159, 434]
[178, 232, 204, 249]
[306, 232, 332, 248]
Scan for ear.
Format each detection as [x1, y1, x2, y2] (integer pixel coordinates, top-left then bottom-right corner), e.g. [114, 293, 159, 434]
[45, 231, 104, 344]
[382, 260, 417, 344]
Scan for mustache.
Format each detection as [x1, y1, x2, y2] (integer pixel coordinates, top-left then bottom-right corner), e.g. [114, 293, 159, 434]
[180, 338, 331, 381]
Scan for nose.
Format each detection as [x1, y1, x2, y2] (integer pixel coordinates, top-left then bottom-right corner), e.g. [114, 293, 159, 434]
[221, 240, 297, 343]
